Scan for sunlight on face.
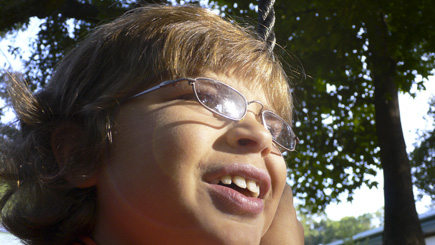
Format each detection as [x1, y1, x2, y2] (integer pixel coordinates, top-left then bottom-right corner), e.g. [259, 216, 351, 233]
[93, 74, 288, 244]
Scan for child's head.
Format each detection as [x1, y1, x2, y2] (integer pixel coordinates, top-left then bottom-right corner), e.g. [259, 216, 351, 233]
[1, 5, 295, 244]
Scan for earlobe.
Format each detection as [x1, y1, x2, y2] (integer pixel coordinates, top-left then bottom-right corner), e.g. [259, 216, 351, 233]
[51, 122, 98, 188]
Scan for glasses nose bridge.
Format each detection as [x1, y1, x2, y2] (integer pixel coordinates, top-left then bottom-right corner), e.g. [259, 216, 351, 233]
[247, 100, 264, 116]
[245, 100, 268, 129]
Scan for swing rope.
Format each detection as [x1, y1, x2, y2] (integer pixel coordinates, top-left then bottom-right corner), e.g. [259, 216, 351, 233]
[257, 0, 276, 54]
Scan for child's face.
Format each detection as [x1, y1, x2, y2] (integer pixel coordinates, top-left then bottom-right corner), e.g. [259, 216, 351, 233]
[93, 73, 288, 244]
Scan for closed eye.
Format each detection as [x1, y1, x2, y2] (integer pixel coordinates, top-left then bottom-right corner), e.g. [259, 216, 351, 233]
[175, 93, 197, 101]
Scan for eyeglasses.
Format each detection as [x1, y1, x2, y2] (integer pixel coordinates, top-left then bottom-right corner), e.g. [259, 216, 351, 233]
[128, 77, 299, 152]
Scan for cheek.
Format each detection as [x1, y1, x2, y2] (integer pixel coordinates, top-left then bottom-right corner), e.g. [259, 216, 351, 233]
[274, 158, 288, 200]
[263, 157, 287, 231]
[99, 111, 210, 227]
[267, 156, 287, 193]
[149, 113, 219, 176]
[149, 104, 228, 167]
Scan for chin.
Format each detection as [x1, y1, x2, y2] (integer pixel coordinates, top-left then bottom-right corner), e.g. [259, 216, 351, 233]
[187, 232, 261, 245]
[189, 218, 264, 245]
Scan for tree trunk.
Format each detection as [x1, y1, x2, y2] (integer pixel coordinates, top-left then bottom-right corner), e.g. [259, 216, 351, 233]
[369, 12, 425, 245]
[373, 72, 425, 245]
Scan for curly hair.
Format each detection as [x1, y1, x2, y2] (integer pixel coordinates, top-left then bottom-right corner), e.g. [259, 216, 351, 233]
[0, 5, 293, 244]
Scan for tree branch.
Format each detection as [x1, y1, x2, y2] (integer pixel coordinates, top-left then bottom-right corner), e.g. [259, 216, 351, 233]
[58, 0, 100, 23]
[0, 0, 124, 33]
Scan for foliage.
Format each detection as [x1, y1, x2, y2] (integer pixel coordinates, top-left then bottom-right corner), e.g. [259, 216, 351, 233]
[410, 96, 435, 201]
[299, 210, 380, 245]
[214, 0, 435, 218]
[1, 0, 435, 222]
[0, 0, 141, 89]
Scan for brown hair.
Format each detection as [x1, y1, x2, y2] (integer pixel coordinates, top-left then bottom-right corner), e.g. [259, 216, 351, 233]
[0, 5, 292, 244]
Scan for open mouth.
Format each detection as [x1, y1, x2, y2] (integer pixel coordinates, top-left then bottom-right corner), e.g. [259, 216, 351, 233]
[204, 164, 270, 215]
[212, 175, 260, 198]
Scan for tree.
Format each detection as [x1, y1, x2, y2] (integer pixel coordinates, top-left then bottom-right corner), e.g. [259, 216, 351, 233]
[0, 0, 139, 88]
[216, 0, 434, 244]
[410, 96, 435, 201]
[1, 0, 434, 244]
[300, 211, 378, 245]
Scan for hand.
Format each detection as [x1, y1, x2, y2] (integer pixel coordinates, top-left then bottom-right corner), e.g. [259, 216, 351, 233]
[260, 184, 304, 245]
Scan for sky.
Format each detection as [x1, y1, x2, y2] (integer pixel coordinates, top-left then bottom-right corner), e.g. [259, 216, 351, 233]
[325, 80, 435, 221]
[1, 17, 434, 223]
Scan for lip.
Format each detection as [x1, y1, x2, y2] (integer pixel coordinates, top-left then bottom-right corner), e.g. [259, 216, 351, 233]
[203, 163, 271, 215]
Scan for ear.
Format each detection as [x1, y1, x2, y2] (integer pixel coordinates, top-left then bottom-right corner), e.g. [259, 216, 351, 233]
[51, 122, 98, 188]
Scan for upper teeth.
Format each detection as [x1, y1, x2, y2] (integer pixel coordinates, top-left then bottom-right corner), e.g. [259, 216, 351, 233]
[218, 175, 260, 198]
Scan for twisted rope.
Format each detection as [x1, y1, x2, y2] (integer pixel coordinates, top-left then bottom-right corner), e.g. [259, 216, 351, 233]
[257, 0, 276, 54]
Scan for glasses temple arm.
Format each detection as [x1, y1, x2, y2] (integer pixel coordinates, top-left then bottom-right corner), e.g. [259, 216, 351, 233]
[128, 79, 186, 100]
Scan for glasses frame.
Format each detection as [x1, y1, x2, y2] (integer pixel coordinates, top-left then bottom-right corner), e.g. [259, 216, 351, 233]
[128, 77, 299, 152]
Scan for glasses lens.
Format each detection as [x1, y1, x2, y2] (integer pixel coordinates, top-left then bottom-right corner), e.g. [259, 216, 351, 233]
[262, 110, 297, 151]
[194, 78, 247, 120]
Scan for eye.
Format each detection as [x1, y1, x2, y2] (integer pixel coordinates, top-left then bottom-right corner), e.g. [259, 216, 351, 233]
[263, 111, 285, 139]
[176, 93, 197, 101]
[199, 93, 222, 108]
[195, 88, 221, 109]
[266, 121, 283, 139]
[194, 79, 246, 120]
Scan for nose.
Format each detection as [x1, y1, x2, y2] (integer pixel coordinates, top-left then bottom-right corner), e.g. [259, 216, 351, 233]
[225, 103, 274, 156]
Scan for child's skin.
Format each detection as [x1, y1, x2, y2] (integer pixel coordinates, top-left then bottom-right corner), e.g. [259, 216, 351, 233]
[2, 5, 304, 244]
[81, 73, 298, 244]
[261, 184, 304, 244]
